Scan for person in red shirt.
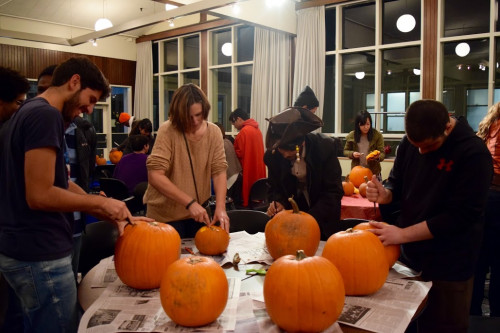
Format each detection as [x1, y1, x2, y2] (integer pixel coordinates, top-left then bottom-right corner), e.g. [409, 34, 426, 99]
[229, 108, 266, 207]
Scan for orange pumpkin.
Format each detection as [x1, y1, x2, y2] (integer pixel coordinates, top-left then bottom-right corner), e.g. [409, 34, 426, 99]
[160, 256, 228, 327]
[353, 222, 401, 267]
[95, 155, 107, 166]
[265, 198, 320, 260]
[366, 150, 381, 160]
[109, 150, 123, 164]
[349, 166, 373, 188]
[264, 250, 345, 332]
[114, 221, 181, 289]
[322, 228, 389, 295]
[194, 225, 230, 255]
[342, 174, 355, 196]
[359, 176, 369, 197]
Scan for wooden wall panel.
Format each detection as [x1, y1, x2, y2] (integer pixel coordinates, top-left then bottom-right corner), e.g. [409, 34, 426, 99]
[422, 0, 438, 99]
[0, 44, 136, 89]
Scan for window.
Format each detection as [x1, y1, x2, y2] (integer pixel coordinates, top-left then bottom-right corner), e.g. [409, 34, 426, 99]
[209, 25, 254, 132]
[153, 33, 201, 130]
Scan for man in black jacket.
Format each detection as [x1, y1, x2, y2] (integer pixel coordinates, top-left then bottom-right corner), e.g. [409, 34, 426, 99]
[264, 107, 343, 240]
[366, 100, 493, 333]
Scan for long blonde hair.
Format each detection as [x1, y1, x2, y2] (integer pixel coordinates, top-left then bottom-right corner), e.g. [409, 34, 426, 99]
[477, 102, 500, 141]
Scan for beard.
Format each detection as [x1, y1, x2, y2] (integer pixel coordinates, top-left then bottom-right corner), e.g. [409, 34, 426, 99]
[61, 90, 81, 124]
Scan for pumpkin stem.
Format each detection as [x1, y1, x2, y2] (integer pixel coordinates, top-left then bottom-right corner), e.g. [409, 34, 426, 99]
[363, 176, 369, 183]
[295, 250, 306, 261]
[187, 257, 204, 265]
[288, 197, 300, 214]
[345, 228, 354, 233]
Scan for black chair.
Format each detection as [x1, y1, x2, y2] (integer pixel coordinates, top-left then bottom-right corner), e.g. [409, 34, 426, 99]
[337, 218, 370, 232]
[94, 164, 116, 181]
[228, 209, 271, 234]
[248, 178, 270, 212]
[78, 221, 119, 277]
[99, 178, 143, 215]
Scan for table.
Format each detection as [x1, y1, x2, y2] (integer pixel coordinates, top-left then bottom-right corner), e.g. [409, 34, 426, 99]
[341, 194, 382, 221]
[78, 232, 429, 333]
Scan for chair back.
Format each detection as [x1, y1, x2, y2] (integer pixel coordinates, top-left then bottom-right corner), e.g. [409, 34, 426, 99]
[78, 221, 119, 277]
[228, 209, 271, 234]
[338, 218, 370, 232]
[249, 178, 270, 212]
[99, 177, 130, 200]
[94, 164, 116, 181]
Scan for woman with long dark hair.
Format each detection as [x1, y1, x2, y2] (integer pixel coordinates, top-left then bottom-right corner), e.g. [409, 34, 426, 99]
[343, 110, 385, 179]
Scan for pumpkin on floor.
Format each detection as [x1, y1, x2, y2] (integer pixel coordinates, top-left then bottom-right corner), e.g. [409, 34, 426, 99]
[322, 228, 388, 295]
[349, 166, 373, 188]
[114, 221, 181, 289]
[353, 221, 401, 267]
[194, 225, 229, 255]
[109, 150, 123, 164]
[160, 256, 228, 327]
[264, 250, 345, 332]
[265, 198, 320, 260]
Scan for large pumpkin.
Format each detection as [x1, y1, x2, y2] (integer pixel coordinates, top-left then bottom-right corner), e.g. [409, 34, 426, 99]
[194, 225, 230, 255]
[342, 174, 355, 196]
[109, 150, 123, 164]
[322, 228, 388, 295]
[349, 166, 373, 188]
[114, 221, 181, 289]
[264, 250, 345, 332]
[353, 222, 401, 267]
[265, 198, 320, 260]
[160, 256, 228, 327]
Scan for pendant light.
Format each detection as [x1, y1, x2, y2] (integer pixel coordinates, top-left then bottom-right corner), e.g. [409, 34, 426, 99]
[95, 0, 113, 31]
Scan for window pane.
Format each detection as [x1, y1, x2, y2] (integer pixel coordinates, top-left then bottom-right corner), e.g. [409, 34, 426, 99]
[153, 42, 159, 74]
[211, 68, 232, 124]
[163, 40, 178, 72]
[237, 65, 252, 117]
[323, 55, 336, 132]
[212, 29, 231, 66]
[183, 35, 199, 70]
[237, 26, 254, 62]
[153, 76, 159, 131]
[342, 52, 375, 132]
[467, 89, 487, 131]
[83, 107, 103, 133]
[382, 0, 421, 44]
[325, 7, 336, 52]
[442, 39, 489, 123]
[182, 71, 200, 86]
[343, 1, 375, 49]
[163, 75, 178, 120]
[444, 0, 490, 37]
[495, 37, 500, 104]
[381, 46, 420, 133]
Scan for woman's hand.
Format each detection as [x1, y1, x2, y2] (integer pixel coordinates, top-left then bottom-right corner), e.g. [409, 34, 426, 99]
[353, 152, 363, 159]
[266, 201, 284, 216]
[188, 201, 211, 226]
[212, 209, 230, 232]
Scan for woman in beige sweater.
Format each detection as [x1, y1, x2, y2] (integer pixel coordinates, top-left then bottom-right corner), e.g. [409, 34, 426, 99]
[144, 84, 229, 238]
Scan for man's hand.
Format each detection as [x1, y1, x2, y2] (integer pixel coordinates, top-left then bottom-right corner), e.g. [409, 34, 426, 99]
[366, 175, 392, 204]
[367, 221, 403, 246]
[115, 216, 155, 236]
[211, 209, 230, 233]
[188, 201, 211, 226]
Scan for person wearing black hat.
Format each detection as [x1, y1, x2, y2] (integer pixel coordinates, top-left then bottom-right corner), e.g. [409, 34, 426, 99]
[293, 85, 319, 114]
[264, 107, 343, 240]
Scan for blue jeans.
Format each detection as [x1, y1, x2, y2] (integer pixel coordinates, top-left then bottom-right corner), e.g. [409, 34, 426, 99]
[0, 253, 78, 333]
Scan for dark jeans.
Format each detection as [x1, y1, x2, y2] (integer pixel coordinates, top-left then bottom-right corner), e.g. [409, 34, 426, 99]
[167, 219, 204, 239]
[471, 188, 500, 316]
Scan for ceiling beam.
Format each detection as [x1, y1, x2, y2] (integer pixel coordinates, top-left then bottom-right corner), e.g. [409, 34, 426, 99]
[68, 0, 242, 46]
[0, 29, 71, 46]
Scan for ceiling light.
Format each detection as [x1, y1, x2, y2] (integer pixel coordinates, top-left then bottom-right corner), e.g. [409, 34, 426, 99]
[455, 42, 470, 57]
[221, 42, 232, 57]
[387, 69, 392, 75]
[95, 18, 112, 31]
[413, 68, 421, 75]
[90, 39, 98, 47]
[266, 0, 286, 8]
[396, 14, 416, 33]
[165, 4, 178, 11]
[168, 19, 174, 27]
[355, 72, 365, 80]
[232, 3, 241, 15]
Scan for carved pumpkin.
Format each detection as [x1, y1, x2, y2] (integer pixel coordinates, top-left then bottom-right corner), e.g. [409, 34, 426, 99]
[160, 256, 228, 327]
[109, 150, 123, 164]
[349, 166, 373, 188]
[95, 155, 107, 166]
[322, 228, 389, 295]
[342, 174, 355, 196]
[114, 221, 181, 289]
[359, 176, 369, 197]
[264, 250, 345, 332]
[366, 150, 381, 160]
[194, 225, 230, 255]
[353, 222, 401, 267]
[265, 198, 320, 260]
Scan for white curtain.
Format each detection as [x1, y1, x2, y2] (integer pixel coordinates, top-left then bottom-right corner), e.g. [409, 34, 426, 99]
[250, 27, 292, 144]
[293, 6, 326, 119]
[133, 41, 153, 121]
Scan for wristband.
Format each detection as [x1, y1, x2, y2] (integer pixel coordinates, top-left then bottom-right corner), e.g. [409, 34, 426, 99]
[185, 199, 196, 210]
